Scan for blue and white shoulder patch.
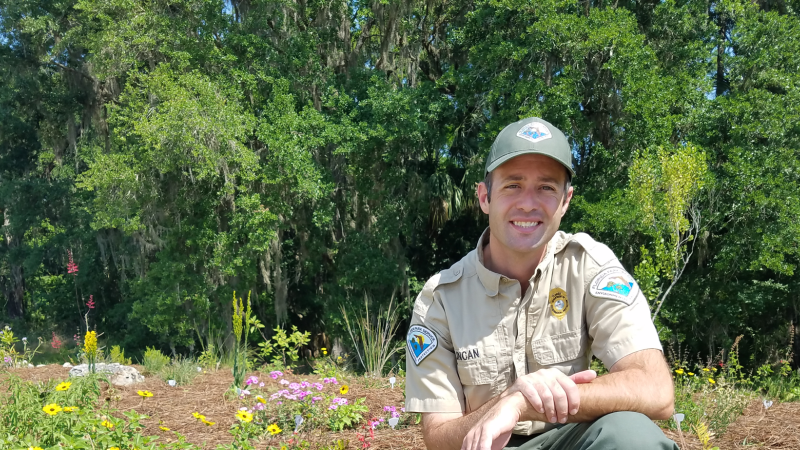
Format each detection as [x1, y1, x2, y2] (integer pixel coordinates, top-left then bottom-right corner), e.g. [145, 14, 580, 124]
[407, 325, 438, 365]
[589, 267, 639, 305]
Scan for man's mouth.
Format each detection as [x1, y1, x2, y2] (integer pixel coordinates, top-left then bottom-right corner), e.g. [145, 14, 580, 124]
[511, 221, 542, 228]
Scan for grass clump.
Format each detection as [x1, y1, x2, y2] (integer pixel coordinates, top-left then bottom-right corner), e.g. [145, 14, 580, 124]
[158, 356, 201, 385]
[142, 347, 171, 374]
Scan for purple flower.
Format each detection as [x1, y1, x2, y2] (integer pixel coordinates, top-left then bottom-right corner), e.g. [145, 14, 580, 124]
[259, 382, 265, 387]
[253, 402, 265, 411]
[270, 370, 283, 379]
[312, 396, 323, 402]
[329, 405, 338, 410]
[289, 382, 300, 390]
[299, 381, 310, 388]
[391, 411, 401, 418]
[314, 382, 324, 391]
[245, 376, 259, 386]
[3, 356, 11, 363]
[280, 379, 290, 385]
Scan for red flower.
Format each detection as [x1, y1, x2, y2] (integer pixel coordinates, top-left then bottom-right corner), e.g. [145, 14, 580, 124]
[51, 332, 63, 349]
[86, 295, 95, 309]
[67, 250, 79, 275]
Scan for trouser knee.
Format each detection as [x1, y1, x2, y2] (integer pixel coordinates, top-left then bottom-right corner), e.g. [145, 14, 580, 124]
[586, 411, 678, 450]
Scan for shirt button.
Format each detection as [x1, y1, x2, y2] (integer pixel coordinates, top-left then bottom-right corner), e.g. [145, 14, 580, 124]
[454, 268, 461, 276]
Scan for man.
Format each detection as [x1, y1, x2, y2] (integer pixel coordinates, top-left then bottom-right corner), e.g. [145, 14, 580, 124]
[404, 118, 678, 450]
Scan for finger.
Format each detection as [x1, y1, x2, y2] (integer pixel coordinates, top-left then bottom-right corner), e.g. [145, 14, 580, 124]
[535, 379, 557, 423]
[518, 380, 545, 414]
[556, 375, 581, 416]
[548, 377, 570, 423]
[569, 369, 597, 384]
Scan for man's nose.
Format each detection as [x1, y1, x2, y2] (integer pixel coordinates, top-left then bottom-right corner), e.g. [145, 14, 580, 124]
[516, 189, 541, 212]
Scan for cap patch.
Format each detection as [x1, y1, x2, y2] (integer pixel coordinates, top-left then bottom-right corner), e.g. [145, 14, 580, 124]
[407, 325, 438, 365]
[589, 267, 638, 305]
[516, 122, 552, 143]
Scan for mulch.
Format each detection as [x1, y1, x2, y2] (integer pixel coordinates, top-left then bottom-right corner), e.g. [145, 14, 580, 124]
[3, 365, 799, 449]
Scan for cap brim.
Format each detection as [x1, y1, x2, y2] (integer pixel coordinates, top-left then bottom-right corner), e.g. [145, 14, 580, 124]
[485, 149, 575, 177]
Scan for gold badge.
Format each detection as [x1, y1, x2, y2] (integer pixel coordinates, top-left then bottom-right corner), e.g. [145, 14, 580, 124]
[549, 288, 569, 320]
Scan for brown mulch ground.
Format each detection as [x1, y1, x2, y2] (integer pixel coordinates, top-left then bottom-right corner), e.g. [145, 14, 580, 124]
[4, 365, 800, 449]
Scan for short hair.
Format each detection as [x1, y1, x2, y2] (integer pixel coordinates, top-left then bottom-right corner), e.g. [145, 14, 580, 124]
[483, 168, 572, 203]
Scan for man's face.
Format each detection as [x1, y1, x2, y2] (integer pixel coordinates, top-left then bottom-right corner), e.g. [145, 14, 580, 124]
[477, 154, 573, 257]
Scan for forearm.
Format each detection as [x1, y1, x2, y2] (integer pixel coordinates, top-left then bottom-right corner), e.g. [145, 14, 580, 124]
[423, 396, 507, 450]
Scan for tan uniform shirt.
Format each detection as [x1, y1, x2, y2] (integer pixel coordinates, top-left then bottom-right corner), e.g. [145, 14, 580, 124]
[404, 229, 662, 435]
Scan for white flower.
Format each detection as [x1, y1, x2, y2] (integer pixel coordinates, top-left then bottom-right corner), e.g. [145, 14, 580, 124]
[168, 380, 177, 387]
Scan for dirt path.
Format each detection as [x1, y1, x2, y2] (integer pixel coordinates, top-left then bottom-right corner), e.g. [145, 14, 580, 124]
[4, 365, 799, 449]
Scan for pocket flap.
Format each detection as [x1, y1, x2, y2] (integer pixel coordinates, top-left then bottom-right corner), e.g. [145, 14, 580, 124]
[456, 356, 497, 385]
[532, 330, 582, 365]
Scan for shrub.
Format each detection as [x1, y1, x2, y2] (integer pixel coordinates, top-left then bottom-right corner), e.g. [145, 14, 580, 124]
[142, 347, 171, 374]
[108, 345, 132, 365]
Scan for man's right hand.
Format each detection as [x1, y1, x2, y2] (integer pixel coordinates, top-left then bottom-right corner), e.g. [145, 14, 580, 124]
[501, 368, 597, 424]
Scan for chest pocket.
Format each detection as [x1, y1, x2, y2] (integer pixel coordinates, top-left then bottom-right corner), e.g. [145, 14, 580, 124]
[532, 330, 584, 367]
[456, 349, 498, 414]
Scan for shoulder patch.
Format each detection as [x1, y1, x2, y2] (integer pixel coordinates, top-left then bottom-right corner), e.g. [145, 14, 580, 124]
[589, 267, 639, 305]
[570, 233, 616, 266]
[407, 325, 438, 365]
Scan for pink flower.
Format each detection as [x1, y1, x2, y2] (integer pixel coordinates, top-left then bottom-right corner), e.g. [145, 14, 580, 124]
[280, 379, 290, 385]
[289, 382, 300, 390]
[67, 250, 79, 275]
[329, 405, 338, 410]
[314, 382, 323, 391]
[86, 295, 95, 309]
[270, 371, 283, 379]
[245, 376, 259, 386]
[253, 402, 265, 411]
[391, 411, 400, 418]
[259, 382, 264, 387]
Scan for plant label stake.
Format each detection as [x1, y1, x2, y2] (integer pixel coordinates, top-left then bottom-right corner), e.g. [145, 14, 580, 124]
[294, 414, 303, 432]
[673, 413, 687, 450]
[763, 399, 773, 410]
[167, 380, 176, 387]
[389, 377, 396, 389]
[388, 417, 399, 429]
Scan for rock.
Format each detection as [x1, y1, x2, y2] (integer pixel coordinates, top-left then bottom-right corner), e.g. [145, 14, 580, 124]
[68, 363, 145, 386]
[36, 364, 45, 367]
[63, 362, 73, 368]
[27, 364, 34, 368]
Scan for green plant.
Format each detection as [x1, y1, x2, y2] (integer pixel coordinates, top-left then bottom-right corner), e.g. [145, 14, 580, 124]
[108, 345, 132, 365]
[159, 356, 201, 385]
[341, 293, 404, 377]
[258, 326, 311, 369]
[231, 290, 255, 390]
[142, 346, 171, 374]
[327, 397, 369, 432]
[0, 325, 44, 367]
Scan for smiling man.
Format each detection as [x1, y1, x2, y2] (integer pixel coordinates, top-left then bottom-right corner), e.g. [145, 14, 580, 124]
[405, 118, 679, 450]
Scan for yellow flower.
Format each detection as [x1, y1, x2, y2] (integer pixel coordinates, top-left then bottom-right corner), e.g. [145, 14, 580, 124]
[337, 356, 342, 362]
[42, 403, 62, 415]
[101, 420, 114, 429]
[56, 381, 72, 391]
[703, 368, 710, 372]
[84, 331, 98, 356]
[137, 390, 153, 397]
[708, 378, 716, 384]
[675, 368, 684, 375]
[256, 395, 267, 404]
[159, 426, 170, 431]
[267, 423, 282, 435]
[281, 446, 288, 450]
[192, 412, 206, 420]
[688, 372, 695, 376]
[322, 347, 328, 355]
[201, 418, 215, 426]
[63, 406, 79, 412]
[235, 410, 253, 423]
[28, 447, 44, 450]
[109, 447, 121, 450]
[340, 385, 349, 395]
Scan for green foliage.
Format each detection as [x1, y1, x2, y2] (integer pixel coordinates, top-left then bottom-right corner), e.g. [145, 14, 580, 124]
[258, 326, 311, 370]
[107, 345, 132, 365]
[142, 347, 171, 375]
[341, 294, 405, 377]
[158, 356, 201, 386]
[0, 325, 43, 367]
[231, 291, 253, 390]
[327, 397, 369, 432]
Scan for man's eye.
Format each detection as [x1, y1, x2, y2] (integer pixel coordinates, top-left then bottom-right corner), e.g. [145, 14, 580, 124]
[506, 184, 520, 189]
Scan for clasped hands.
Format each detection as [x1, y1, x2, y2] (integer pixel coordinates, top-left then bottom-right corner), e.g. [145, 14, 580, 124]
[460, 368, 597, 450]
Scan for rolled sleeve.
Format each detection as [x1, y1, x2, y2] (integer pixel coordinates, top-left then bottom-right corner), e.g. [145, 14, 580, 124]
[585, 263, 662, 369]
[404, 289, 465, 413]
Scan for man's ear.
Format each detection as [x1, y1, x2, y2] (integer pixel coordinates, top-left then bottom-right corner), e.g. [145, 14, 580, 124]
[560, 185, 574, 217]
[477, 182, 491, 214]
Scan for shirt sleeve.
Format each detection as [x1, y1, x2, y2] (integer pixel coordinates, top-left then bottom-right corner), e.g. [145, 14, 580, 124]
[584, 260, 663, 369]
[404, 283, 465, 413]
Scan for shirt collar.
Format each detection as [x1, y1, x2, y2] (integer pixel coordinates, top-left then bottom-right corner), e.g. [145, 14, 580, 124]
[474, 227, 565, 297]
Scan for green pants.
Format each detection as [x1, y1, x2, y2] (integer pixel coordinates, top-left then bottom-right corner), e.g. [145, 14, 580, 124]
[504, 412, 679, 450]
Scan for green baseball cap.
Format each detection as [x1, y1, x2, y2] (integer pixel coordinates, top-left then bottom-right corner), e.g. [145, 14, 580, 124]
[485, 117, 575, 178]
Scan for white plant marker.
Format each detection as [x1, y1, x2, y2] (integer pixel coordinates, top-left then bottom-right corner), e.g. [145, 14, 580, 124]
[294, 414, 304, 432]
[168, 380, 177, 387]
[763, 399, 773, 410]
[388, 417, 399, 429]
[389, 377, 396, 389]
[197, 366, 202, 372]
